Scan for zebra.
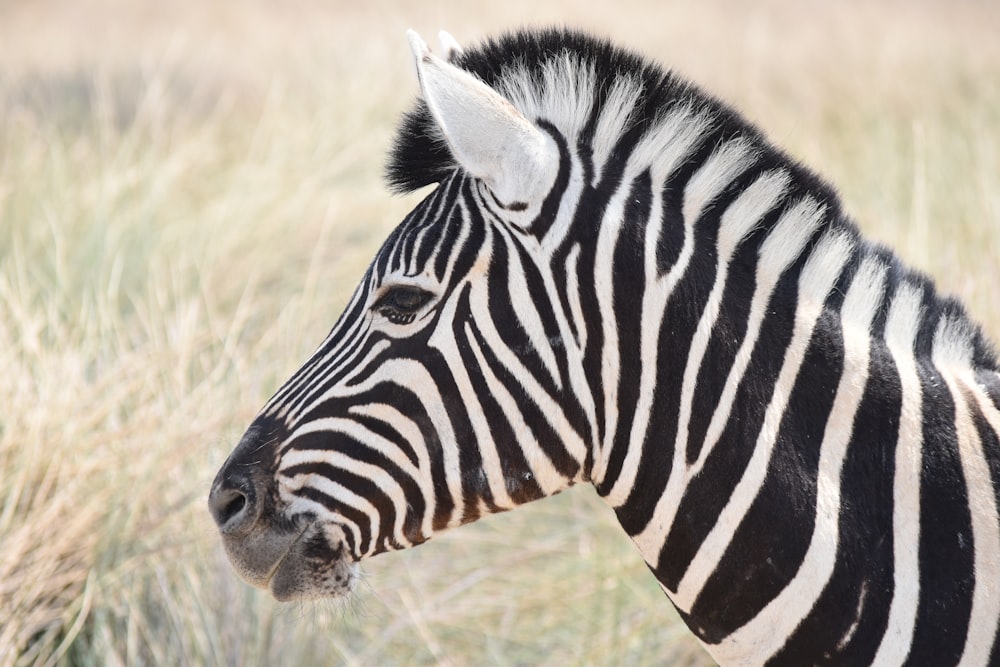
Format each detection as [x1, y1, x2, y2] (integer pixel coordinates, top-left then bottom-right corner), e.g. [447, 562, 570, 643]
[208, 28, 1000, 665]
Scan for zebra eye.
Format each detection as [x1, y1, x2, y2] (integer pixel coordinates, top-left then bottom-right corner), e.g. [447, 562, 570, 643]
[373, 285, 434, 324]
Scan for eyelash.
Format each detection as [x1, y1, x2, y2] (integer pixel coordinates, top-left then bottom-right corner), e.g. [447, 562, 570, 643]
[372, 286, 434, 324]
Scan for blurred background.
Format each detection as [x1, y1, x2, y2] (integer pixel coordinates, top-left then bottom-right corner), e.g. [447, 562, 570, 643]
[1, 0, 998, 665]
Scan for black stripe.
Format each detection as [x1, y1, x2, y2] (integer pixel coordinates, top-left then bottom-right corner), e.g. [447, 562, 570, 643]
[300, 330, 387, 399]
[444, 181, 488, 284]
[446, 284, 501, 520]
[459, 318, 547, 505]
[966, 383, 1000, 665]
[606, 161, 733, 519]
[692, 305, 844, 642]
[466, 302, 582, 480]
[594, 155, 705, 498]
[284, 437, 425, 542]
[683, 233, 761, 464]
[294, 483, 376, 556]
[657, 246, 805, 592]
[605, 169, 653, 489]
[654, 130, 722, 275]
[348, 411, 420, 467]
[527, 121, 571, 239]
[905, 357, 974, 665]
[410, 176, 456, 271]
[683, 162, 795, 464]
[488, 233, 561, 399]
[452, 283, 546, 504]
[770, 341, 901, 664]
[431, 176, 467, 279]
[283, 323, 377, 420]
[505, 238, 595, 456]
[270, 277, 372, 410]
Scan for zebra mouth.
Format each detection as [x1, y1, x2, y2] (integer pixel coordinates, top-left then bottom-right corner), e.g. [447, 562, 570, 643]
[217, 512, 358, 601]
[266, 522, 359, 602]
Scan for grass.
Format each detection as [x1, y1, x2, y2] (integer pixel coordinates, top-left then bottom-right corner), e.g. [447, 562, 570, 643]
[1, 0, 998, 665]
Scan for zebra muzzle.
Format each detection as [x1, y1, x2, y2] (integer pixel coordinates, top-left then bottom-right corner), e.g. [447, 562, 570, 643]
[210, 417, 359, 600]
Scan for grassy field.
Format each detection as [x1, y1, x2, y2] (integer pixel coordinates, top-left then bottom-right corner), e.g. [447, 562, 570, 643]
[1, 0, 998, 665]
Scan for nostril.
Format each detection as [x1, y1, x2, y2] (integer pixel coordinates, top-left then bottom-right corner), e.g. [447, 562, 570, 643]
[208, 481, 257, 533]
[219, 490, 247, 525]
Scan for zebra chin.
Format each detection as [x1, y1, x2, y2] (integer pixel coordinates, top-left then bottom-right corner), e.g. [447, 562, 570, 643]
[220, 518, 359, 602]
[265, 523, 359, 602]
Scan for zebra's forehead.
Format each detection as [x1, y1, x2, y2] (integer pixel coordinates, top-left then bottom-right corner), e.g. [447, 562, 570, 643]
[372, 174, 488, 284]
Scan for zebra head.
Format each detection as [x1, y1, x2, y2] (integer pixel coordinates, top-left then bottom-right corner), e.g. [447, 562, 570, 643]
[208, 32, 592, 601]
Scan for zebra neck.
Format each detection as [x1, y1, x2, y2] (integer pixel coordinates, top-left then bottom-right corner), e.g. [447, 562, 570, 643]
[584, 129, 843, 494]
[574, 149, 1000, 661]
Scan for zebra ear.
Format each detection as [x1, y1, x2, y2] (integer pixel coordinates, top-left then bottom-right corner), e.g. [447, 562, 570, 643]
[407, 30, 558, 212]
[438, 31, 463, 62]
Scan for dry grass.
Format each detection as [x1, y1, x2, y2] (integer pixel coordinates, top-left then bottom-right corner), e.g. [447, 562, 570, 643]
[1, 0, 998, 665]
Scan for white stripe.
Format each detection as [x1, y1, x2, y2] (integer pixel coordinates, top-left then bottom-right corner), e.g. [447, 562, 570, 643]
[872, 282, 925, 666]
[427, 276, 515, 509]
[963, 381, 1000, 665]
[442, 329, 514, 508]
[590, 74, 644, 183]
[599, 167, 689, 502]
[407, 220, 435, 277]
[718, 170, 790, 255]
[673, 230, 853, 610]
[436, 195, 474, 289]
[500, 230, 562, 389]
[671, 170, 791, 496]
[629, 105, 712, 187]
[466, 289, 589, 467]
[281, 428, 415, 549]
[629, 197, 827, 559]
[419, 181, 454, 268]
[931, 323, 1000, 667]
[540, 149, 586, 255]
[465, 328, 566, 495]
[589, 175, 663, 487]
[682, 138, 758, 225]
[287, 474, 381, 557]
[706, 255, 886, 665]
[564, 243, 587, 350]
[348, 403, 439, 539]
[285, 337, 391, 425]
[594, 186, 628, 474]
[499, 57, 594, 156]
[537, 245, 601, 467]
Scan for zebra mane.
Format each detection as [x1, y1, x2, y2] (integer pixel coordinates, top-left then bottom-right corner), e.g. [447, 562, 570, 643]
[387, 28, 701, 192]
[386, 28, 998, 371]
